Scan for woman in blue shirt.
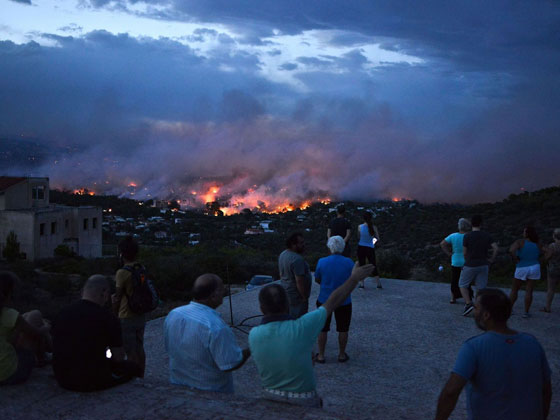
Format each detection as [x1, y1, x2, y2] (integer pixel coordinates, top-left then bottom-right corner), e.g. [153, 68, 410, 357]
[357, 211, 381, 289]
[440, 218, 473, 303]
[509, 226, 543, 318]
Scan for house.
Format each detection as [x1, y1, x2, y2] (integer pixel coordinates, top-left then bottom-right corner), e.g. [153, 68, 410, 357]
[0, 176, 102, 261]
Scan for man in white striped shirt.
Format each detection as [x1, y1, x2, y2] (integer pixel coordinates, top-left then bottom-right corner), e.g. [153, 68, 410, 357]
[164, 274, 250, 393]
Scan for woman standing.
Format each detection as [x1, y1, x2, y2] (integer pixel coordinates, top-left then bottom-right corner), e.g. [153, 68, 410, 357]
[541, 228, 560, 313]
[509, 226, 542, 318]
[440, 218, 473, 303]
[357, 211, 382, 289]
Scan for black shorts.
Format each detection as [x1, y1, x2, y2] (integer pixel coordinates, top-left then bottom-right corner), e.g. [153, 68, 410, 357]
[357, 246, 379, 276]
[316, 301, 352, 332]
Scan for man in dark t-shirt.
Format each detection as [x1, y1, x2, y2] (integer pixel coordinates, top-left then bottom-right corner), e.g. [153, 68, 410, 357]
[327, 205, 351, 257]
[459, 215, 498, 316]
[52, 275, 141, 392]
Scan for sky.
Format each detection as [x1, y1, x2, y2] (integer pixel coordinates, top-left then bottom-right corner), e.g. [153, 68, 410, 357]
[1, 0, 559, 207]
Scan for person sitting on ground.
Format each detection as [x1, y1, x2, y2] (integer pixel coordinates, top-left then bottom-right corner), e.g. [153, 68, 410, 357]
[509, 226, 543, 318]
[440, 218, 473, 303]
[249, 263, 373, 407]
[0, 271, 52, 386]
[542, 228, 560, 313]
[435, 288, 551, 420]
[52, 275, 142, 392]
[164, 274, 251, 393]
[314, 235, 355, 363]
[357, 211, 382, 289]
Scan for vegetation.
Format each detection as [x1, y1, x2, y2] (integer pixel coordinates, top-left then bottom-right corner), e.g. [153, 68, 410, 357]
[3, 231, 22, 262]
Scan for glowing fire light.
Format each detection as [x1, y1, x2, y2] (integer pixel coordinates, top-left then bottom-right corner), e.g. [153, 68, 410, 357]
[128, 182, 137, 188]
[74, 188, 95, 196]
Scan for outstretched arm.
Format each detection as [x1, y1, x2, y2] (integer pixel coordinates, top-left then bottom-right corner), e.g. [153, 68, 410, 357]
[435, 373, 467, 420]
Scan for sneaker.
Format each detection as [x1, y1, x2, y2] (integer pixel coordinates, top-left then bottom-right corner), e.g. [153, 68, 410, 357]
[522, 312, 531, 319]
[358, 283, 365, 289]
[463, 303, 474, 316]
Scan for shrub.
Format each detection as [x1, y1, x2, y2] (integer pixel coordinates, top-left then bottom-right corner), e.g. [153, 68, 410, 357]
[3, 231, 21, 262]
[376, 249, 411, 279]
[54, 244, 76, 258]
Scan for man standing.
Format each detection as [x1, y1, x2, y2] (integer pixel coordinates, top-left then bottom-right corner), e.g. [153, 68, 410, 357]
[112, 236, 147, 376]
[164, 274, 250, 393]
[249, 263, 372, 407]
[435, 288, 551, 420]
[279, 232, 312, 319]
[52, 275, 142, 391]
[459, 215, 498, 316]
[327, 205, 352, 257]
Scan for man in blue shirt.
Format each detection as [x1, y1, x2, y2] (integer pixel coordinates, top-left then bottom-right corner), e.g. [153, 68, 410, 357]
[435, 288, 552, 420]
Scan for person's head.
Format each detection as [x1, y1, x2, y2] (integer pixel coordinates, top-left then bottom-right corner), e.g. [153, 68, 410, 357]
[471, 215, 483, 228]
[258, 284, 289, 316]
[82, 274, 112, 306]
[336, 205, 346, 216]
[458, 218, 472, 233]
[191, 273, 224, 308]
[327, 235, 345, 255]
[363, 211, 375, 236]
[118, 236, 139, 263]
[554, 228, 560, 241]
[0, 271, 18, 311]
[474, 288, 512, 331]
[286, 232, 305, 254]
[523, 226, 539, 243]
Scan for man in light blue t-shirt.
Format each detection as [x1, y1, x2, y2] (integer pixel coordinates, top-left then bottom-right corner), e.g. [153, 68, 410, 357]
[435, 288, 552, 420]
[249, 262, 373, 407]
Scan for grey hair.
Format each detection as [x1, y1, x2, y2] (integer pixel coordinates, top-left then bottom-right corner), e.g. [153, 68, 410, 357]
[458, 218, 472, 232]
[554, 228, 560, 240]
[327, 235, 346, 254]
[83, 274, 110, 295]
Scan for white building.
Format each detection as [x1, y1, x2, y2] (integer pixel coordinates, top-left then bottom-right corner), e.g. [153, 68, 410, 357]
[0, 176, 102, 261]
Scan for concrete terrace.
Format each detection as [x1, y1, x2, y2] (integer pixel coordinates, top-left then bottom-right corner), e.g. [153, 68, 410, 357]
[2, 278, 559, 420]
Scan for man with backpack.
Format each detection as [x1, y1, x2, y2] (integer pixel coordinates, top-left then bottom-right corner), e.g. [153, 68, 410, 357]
[113, 236, 157, 377]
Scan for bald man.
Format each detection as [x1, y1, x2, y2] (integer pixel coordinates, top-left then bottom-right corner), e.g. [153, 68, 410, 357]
[51, 275, 142, 391]
[164, 274, 250, 393]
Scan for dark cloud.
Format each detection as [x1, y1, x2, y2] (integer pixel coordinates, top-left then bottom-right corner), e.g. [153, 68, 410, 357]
[279, 62, 297, 71]
[9, 0, 32, 4]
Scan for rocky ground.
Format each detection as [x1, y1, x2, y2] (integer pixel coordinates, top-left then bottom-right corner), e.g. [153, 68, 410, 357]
[2, 278, 558, 419]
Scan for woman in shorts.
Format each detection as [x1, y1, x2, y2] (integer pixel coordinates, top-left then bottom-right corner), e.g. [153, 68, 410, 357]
[509, 226, 543, 318]
[357, 211, 381, 289]
[541, 228, 560, 313]
[0, 271, 52, 386]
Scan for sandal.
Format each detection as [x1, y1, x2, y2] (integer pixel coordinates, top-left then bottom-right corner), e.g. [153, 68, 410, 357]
[338, 353, 350, 363]
[540, 307, 551, 313]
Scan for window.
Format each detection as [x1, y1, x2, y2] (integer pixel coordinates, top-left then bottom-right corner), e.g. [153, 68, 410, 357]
[51, 222, 57, 234]
[32, 186, 45, 200]
[40, 223, 45, 236]
[93, 218, 98, 229]
[65, 219, 69, 229]
[83, 218, 89, 230]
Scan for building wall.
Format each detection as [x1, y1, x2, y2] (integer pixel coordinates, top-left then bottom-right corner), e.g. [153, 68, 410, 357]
[72, 207, 102, 258]
[0, 211, 35, 260]
[0, 178, 49, 210]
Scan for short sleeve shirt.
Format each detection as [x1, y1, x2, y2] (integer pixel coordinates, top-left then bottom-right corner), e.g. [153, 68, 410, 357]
[315, 254, 354, 305]
[463, 231, 494, 267]
[0, 308, 19, 381]
[329, 218, 351, 239]
[278, 250, 312, 305]
[249, 307, 327, 393]
[52, 300, 122, 386]
[445, 232, 466, 267]
[164, 302, 243, 393]
[115, 262, 139, 319]
[453, 332, 551, 420]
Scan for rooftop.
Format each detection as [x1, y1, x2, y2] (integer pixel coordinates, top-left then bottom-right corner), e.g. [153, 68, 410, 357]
[2, 278, 559, 419]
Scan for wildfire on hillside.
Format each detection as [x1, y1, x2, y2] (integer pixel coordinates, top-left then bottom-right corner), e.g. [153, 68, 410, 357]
[74, 188, 95, 196]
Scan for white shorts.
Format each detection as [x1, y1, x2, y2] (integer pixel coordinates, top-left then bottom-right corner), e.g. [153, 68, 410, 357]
[514, 264, 541, 281]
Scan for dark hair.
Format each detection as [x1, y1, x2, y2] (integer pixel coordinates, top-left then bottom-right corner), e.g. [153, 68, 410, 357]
[259, 284, 289, 315]
[0, 271, 18, 312]
[477, 288, 511, 323]
[285, 232, 303, 248]
[363, 211, 375, 236]
[191, 274, 220, 301]
[337, 205, 346, 215]
[525, 226, 539, 244]
[118, 236, 139, 262]
[471, 215, 483, 228]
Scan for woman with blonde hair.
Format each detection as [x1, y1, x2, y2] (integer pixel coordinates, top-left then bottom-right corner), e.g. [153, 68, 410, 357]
[541, 228, 560, 313]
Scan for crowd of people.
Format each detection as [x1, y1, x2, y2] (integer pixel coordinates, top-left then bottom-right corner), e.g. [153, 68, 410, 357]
[0, 210, 557, 419]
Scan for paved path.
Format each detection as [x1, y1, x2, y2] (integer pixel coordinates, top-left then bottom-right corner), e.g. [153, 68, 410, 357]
[2, 278, 558, 419]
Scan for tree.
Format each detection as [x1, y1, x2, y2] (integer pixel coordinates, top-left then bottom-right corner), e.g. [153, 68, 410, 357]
[3, 231, 21, 262]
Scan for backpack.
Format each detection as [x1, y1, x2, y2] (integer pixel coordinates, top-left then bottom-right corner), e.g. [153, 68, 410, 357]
[122, 264, 159, 314]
